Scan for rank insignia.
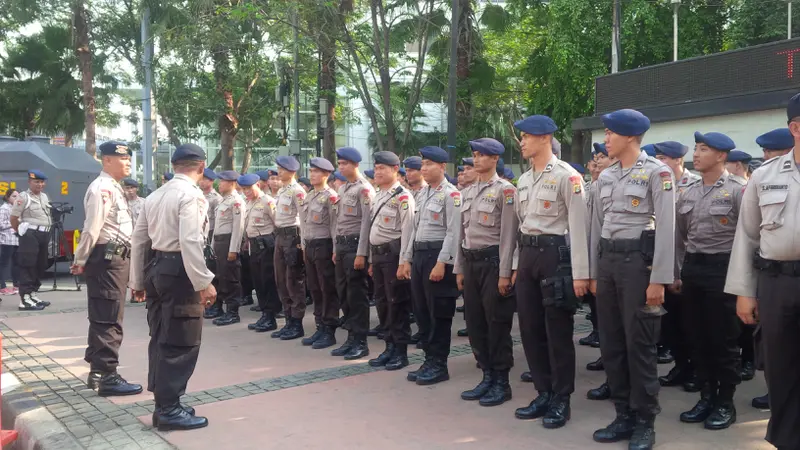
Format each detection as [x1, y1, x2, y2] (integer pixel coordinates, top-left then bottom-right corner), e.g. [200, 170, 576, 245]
[719, 217, 728, 225]
[663, 180, 672, 191]
[451, 191, 461, 207]
[483, 214, 489, 221]
[384, 216, 391, 223]
[631, 198, 640, 207]
[433, 213, 440, 221]
[313, 214, 320, 221]
[543, 200, 552, 209]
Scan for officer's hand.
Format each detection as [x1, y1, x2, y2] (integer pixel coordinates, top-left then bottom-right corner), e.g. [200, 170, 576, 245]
[511, 271, 517, 287]
[332, 252, 337, 265]
[645, 283, 665, 306]
[200, 284, 217, 306]
[69, 264, 84, 275]
[456, 274, 464, 291]
[227, 252, 237, 261]
[132, 290, 146, 303]
[429, 262, 445, 282]
[574, 279, 590, 298]
[498, 277, 512, 296]
[737, 296, 759, 325]
[354, 255, 366, 270]
[589, 279, 597, 295]
[368, 264, 373, 278]
[667, 279, 682, 294]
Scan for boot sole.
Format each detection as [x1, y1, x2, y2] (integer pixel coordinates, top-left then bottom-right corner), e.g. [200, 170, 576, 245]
[416, 374, 449, 386]
[385, 362, 409, 371]
[280, 333, 305, 341]
[592, 433, 633, 443]
[704, 418, 736, 430]
[254, 326, 278, 332]
[157, 420, 209, 432]
[542, 413, 570, 429]
[479, 394, 512, 407]
[301, 340, 318, 346]
[214, 321, 240, 326]
[311, 341, 336, 349]
[343, 351, 369, 361]
[680, 416, 709, 424]
[98, 388, 144, 397]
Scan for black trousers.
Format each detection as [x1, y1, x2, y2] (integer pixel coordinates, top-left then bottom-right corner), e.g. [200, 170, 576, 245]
[0, 244, 19, 286]
[758, 271, 800, 449]
[597, 249, 661, 417]
[335, 242, 369, 334]
[84, 244, 127, 373]
[145, 253, 203, 407]
[461, 249, 515, 371]
[372, 240, 411, 345]
[305, 238, 339, 327]
[682, 259, 741, 395]
[410, 245, 458, 360]
[586, 292, 598, 331]
[212, 234, 241, 309]
[249, 236, 281, 314]
[241, 251, 253, 300]
[274, 232, 306, 319]
[661, 288, 691, 367]
[739, 322, 755, 365]
[17, 229, 49, 296]
[516, 245, 576, 396]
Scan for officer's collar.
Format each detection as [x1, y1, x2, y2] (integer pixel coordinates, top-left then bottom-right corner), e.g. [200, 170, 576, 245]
[387, 181, 402, 192]
[173, 173, 195, 184]
[713, 170, 730, 187]
[779, 149, 797, 173]
[634, 151, 648, 168]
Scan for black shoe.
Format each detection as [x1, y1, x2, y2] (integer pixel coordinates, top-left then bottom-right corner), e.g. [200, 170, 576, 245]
[479, 370, 512, 407]
[740, 361, 755, 381]
[629, 415, 656, 450]
[515, 391, 552, 420]
[592, 410, 636, 443]
[683, 372, 701, 392]
[369, 342, 395, 367]
[211, 310, 230, 325]
[704, 403, 736, 430]
[410, 331, 422, 344]
[367, 326, 382, 337]
[368, 297, 376, 307]
[586, 356, 604, 371]
[343, 336, 369, 360]
[250, 305, 263, 312]
[542, 394, 570, 429]
[248, 314, 267, 330]
[416, 358, 449, 385]
[751, 394, 769, 410]
[18, 294, 44, 311]
[587, 382, 611, 401]
[30, 293, 50, 307]
[302, 326, 323, 346]
[456, 305, 465, 313]
[152, 404, 196, 428]
[659, 364, 691, 386]
[280, 318, 305, 340]
[579, 330, 600, 348]
[461, 369, 494, 401]
[457, 328, 468, 337]
[253, 313, 278, 332]
[156, 404, 208, 432]
[203, 303, 223, 319]
[331, 333, 355, 357]
[271, 322, 291, 339]
[408, 360, 431, 383]
[86, 371, 103, 390]
[657, 346, 674, 364]
[520, 371, 533, 383]
[680, 389, 714, 423]
[312, 327, 337, 349]
[385, 345, 409, 371]
[214, 310, 240, 326]
[97, 373, 143, 397]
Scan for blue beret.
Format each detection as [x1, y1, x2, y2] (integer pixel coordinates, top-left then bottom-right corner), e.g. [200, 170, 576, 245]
[601, 109, 650, 136]
[364, 169, 375, 179]
[373, 151, 401, 166]
[756, 128, 794, 150]
[163, 172, 174, 181]
[28, 169, 47, 181]
[399, 167, 407, 177]
[469, 138, 505, 155]
[749, 160, 763, 172]
[403, 156, 423, 169]
[203, 168, 217, 180]
[457, 165, 464, 173]
[462, 157, 474, 167]
[569, 162, 586, 174]
[217, 170, 239, 181]
[276, 155, 300, 172]
[298, 177, 312, 187]
[503, 167, 515, 179]
[255, 170, 269, 181]
[445, 174, 457, 185]
[694, 131, 736, 152]
[788, 92, 800, 121]
[99, 141, 131, 157]
[727, 150, 752, 163]
[333, 171, 346, 182]
[514, 115, 558, 135]
[237, 173, 259, 187]
[641, 144, 657, 157]
[336, 147, 362, 163]
[653, 141, 688, 159]
[592, 143, 607, 156]
[310, 157, 335, 172]
[418, 147, 448, 164]
[171, 143, 205, 163]
[268, 168, 278, 177]
[123, 178, 138, 187]
[496, 158, 505, 175]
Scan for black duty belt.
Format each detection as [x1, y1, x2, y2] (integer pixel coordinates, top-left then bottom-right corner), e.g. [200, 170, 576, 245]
[519, 234, 566, 248]
[335, 234, 360, 245]
[154, 250, 182, 260]
[214, 233, 231, 240]
[599, 238, 640, 253]
[371, 239, 400, 256]
[249, 234, 274, 242]
[461, 245, 499, 262]
[414, 241, 443, 252]
[276, 226, 299, 237]
[754, 254, 800, 277]
[306, 238, 333, 248]
[685, 252, 730, 265]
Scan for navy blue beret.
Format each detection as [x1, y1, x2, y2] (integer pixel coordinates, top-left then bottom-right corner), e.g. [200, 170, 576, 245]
[373, 151, 401, 166]
[756, 128, 794, 150]
[419, 147, 448, 164]
[592, 143, 607, 156]
[237, 173, 259, 187]
[255, 170, 269, 181]
[569, 162, 586, 175]
[457, 165, 464, 173]
[445, 174, 457, 185]
[641, 144, 657, 157]
[602, 109, 650, 136]
[514, 115, 558, 135]
[268, 168, 278, 177]
[469, 138, 505, 155]
[99, 141, 131, 157]
[749, 160, 763, 172]
[496, 158, 505, 175]
[653, 141, 688, 159]
[364, 169, 375, 180]
[123, 178, 138, 187]
[163, 172, 174, 181]
[788, 92, 800, 121]
[694, 131, 736, 152]
[403, 156, 423, 169]
[336, 147, 362, 163]
[333, 171, 346, 182]
[462, 157, 474, 167]
[28, 169, 47, 181]
[276, 155, 300, 172]
[727, 150, 752, 163]
[503, 167, 515, 179]
[171, 143, 205, 163]
[298, 177, 312, 187]
[310, 157, 335, 172]
[399, 167, 407, 177]
[203, 168, 217, 180]
[217, 170, 239, 181]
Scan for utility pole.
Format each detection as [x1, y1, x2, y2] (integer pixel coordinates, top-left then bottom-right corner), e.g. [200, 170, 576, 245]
[290, 6, 301, 160]
[446, 0, 459, 160]
[141, 7, 154, 191]
[611, 0, 621, 73]
[672, 0, 681, 61]
[789, 0, 794, 39]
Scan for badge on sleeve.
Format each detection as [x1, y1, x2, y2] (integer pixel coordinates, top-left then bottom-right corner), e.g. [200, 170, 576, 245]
[233, 202, 241, 214]
[362, 188, 371, 205]
[503, 188, 515, 204]
[100, 189, 111, 204]
[450, 191, 461, 207]
[268, 200, 276, 211]
[659, 171, 673, 191]
[330, 193, 340, 204]
[398, 194, 409, 210]
[569, 175, 583, 194]
[296, 191, 305, 205]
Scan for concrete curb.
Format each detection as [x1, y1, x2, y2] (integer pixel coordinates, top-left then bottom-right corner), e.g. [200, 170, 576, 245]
[2, 372, 82, 450]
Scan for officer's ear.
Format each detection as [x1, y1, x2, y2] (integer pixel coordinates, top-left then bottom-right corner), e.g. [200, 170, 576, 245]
[789, 119, 800, 140]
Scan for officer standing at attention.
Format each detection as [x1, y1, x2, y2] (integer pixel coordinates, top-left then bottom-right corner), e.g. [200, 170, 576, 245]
[267, 168, 282, 197]
[511, 116, 590, 429]
[402, 146, 461, 385]
[673, 132, 744, 430]
[403, 156, 427, 201]
[10, 170, 52, 311]
[725, 94, 800, 450]
[589, 109, 675, 450]
[300, 157, 340, 350]
[199, 169, 222, 239]
[122, 179, 145, 225]
[271, 156, 308, 340]
[366, 151, 415, 370]
[70, 141, 143, 396]
[725, 150, 752, 183]
[129, 143, 215, 431]
[455, 138, 519, 407]
[210, 171, 245, 326]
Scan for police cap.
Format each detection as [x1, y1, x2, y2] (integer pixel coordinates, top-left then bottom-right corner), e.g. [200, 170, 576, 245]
[122, 178, 139, 187]
[373, 151, 401, 166]
[256, 170, 269, 181]
[217, 170, 239, 182]
[333, 171, 347, 182]
[462, 157, 474, 167]
[727, 150, 752, 163]
[336, 147, 362, 163]
[418, 147, 448, 164]
[592, 143, 608, 156]
[237, 174, 259, 187]
[310, 157, 335, 172]
[99, 141, 131, 157]
[203, 168, 218, 180]
[28, 169, 47, 181]
[364, 169, 375, 180]
[602, 109, 650, 136]
[756, 128, 794, 150]
[469, 138, 505, 155]
[514, 115, 558, 135]
[171, 143, 206, 163]
[641, 144, 657, 157]
[569, 162, 586, 175]
[787, 92, 800, 121]
[457, 165, 465, 173]
[404, 156, 423, 169]
[276, 155, 300, 172]
[163, 172, 174, 181]
[653, 141, 688, 159]
[503, 167, 515, 180]
[694, 131, 736, 152]
[298, 177, 312, 188]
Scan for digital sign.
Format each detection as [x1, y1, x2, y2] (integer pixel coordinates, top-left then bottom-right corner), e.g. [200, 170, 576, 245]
[595, 38, 800, 114]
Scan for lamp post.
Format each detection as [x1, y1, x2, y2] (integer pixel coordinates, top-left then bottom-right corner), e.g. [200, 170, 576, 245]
[672, 0, 681, 61]
[789, 0, 794, 39]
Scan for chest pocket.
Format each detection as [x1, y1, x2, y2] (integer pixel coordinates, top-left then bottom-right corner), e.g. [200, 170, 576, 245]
[427, 201, 444, 226]
[534, 189, 559, 217]
[343, 195, 358, 216]
[116, 202, 132, 224]
[279, 195, 293, 214]
[378, 207, 397, 230]
[309, 202, 327, 224]
[677, 201, 694, 216]
[253, 206, 265, 224]
[476, 201, 496, 227]
[218, 204, 231, 220]
[622, 184, 649, 213]
[461, 199, 473, 227]
[599, 185, 614, 212]
[709, 205, 734, 232]
[758, 189, 789, 230]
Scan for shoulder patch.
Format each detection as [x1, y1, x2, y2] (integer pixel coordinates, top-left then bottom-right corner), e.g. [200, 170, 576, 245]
[659, 171, 671, 178]
[329, 193, 340, 204]
[503, 188, 515, 204]
[450, 191, 462, 207]
[569, 175, 583, 194]
[100, 189, 111, 203]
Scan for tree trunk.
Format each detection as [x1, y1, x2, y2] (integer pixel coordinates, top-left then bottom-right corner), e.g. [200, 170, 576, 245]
[319, 31, 337, 161]
[72, 0, 97, 158]
[208, 151, 222, 170]
[455, 0, 473, 132]
[158, 105, 182, 148]
[213, 46, 237, 170]
[240, 124, 253, 173]
[371, 0, 396, 153]
[64, 133, 74, 148]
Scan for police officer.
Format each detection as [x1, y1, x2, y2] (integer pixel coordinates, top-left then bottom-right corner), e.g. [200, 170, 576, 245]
[271, 156, 308, 340]
[366, 151, 415, 370]
[330, 147, 374, 360]
[209, 171, 245, 326]
[267, 168, 282, 197]
[455, 157, 475, 338]
[10, 170, 52, 310]
[401, 146, 461, 384]
[331, 171, 346, 192]
[455, 138, 519, 407]
[200, 169, 222, 239]
[589, 109, 675, 449]
[123, 179, 145, 226]
[70, 141, 142, 396]
[725, 150, 752, 182]
[300, 157, 340, 349]
[511, 116, 590, 428]
[673, 132, 743, 430]
[130, 143, 215, 431]
[403, 156, 427, 201]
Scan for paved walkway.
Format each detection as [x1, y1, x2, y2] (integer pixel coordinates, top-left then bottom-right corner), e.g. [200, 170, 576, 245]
[0, 279, 773, 449]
